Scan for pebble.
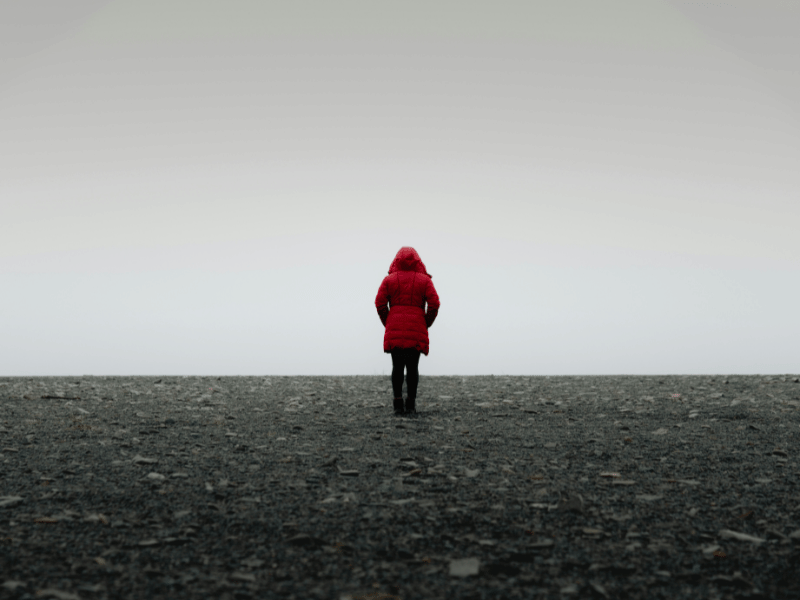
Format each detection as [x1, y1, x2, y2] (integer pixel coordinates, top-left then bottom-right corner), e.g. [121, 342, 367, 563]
[449, 558, 480, 577]
[719, 529, 766, 544]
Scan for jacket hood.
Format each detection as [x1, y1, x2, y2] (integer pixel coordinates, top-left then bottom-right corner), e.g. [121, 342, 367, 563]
[388, 246, 432, 278]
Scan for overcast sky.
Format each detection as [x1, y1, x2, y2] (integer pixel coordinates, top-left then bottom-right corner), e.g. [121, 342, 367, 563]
[1, 1, 798, 377]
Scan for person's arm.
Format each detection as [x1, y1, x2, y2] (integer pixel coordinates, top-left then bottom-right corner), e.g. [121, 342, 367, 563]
[375, 279, 390, 327]
[424, 279, 440, 328]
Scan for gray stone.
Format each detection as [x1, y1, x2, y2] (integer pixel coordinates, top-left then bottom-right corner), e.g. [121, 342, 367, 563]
[0, 496, 23, 508]
[31, 589, 81, 600]
[449, 557, 480, 577]
[719, 529, 765, 544]
[2, 581, 27, 591]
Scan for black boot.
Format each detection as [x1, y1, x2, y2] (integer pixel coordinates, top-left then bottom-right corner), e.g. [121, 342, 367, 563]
[393, 397, 404, 416]
[405, 396, 416, 417]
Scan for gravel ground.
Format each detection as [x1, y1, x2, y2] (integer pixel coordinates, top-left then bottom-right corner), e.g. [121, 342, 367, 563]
[1, 374, 799, 600]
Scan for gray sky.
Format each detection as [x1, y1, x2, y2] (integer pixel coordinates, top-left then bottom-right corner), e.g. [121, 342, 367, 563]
[1, 0, 798, 376]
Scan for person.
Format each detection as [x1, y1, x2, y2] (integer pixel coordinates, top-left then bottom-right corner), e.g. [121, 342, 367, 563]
[375, 247, 440, 417]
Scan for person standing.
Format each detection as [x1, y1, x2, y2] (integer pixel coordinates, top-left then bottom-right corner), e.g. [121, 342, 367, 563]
[375, 247, 440, 416]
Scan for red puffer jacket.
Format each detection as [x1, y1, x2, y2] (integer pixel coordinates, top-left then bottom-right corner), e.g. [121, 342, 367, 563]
[375, 247, 440, 355]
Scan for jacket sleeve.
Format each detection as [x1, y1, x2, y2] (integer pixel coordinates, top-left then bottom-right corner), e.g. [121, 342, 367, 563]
[375, 278, 390, 327]
[424, 277, 440, 328]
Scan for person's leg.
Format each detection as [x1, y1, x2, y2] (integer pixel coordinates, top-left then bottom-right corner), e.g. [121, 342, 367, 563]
[390, 348, 406, 415]
[404, 348, 421, 414]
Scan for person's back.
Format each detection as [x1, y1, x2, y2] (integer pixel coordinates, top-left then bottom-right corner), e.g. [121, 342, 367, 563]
[375, 247, 440, 416]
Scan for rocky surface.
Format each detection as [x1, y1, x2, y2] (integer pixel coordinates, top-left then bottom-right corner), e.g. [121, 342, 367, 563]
[1, 374, 799, 600]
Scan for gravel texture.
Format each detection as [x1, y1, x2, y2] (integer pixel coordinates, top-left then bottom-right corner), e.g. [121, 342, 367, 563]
[1, 374, 799, 600]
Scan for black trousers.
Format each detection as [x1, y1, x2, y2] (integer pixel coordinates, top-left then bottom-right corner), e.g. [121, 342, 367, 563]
[390, 347, 421, 400]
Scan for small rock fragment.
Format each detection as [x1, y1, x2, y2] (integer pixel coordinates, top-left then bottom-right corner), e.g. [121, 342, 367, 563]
[32, 589, 81, 600]
[2, 581, 27, 591]
[83, 513, 109, 525]
[719, 529, 765, 544]
[241, 558, 265, 568]
[766, 529, 788, 541]
[560, 583, 579, 595]
[449, 557, 480, 577]
[625, 541, 642, 551]
[0, 496, 23, 508]
[389, 498, 415, 506]
[559, 493, 584, 512]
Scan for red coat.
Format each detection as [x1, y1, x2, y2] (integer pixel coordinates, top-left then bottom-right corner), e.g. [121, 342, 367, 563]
[375, 247, 440, 356]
